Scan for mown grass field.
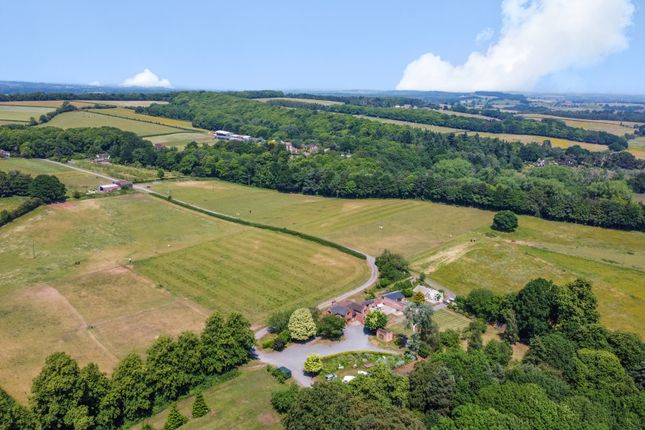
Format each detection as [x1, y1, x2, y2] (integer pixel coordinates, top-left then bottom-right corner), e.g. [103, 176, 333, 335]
[0, 195, 29, 211]
[152, 179, 645, 337]
[89, 107, 201, 130]
[257, 97, 343, 106]
[0, 192, 368, 401]
[0, 158, 104, 195]
[150, 179, 493, 258]
[0, 105, 54, 122]
[71, 160, 180, 182]
[521, 114, 638, 136]
[146, 132, 215, 148]
[41, 110, 183, 136]
[133, 365, 282, 430]
[0, 100, 167, 108]
[135, 227, 370, 322]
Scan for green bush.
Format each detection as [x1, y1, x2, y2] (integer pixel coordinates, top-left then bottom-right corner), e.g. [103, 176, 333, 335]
[491, 210, 518, 232]
[191, 392, 210, 418]
[163, 405, 187, 430]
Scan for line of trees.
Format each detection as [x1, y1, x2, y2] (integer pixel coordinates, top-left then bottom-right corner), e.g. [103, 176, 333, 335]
[274, 279, 644, 429]
[271, 100, 629, 149]
[0, 170, 66, 227]
[0, 312, 254, 430]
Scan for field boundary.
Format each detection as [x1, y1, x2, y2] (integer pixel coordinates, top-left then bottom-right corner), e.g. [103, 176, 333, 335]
[87, 108, 198, 133]
[146, 191, 367, 260]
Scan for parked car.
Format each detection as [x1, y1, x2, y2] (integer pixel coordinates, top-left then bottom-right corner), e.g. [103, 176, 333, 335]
[325, 373, 337, 381]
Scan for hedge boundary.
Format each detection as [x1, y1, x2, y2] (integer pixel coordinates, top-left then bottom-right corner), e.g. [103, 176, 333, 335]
[147, 191, 366, 260]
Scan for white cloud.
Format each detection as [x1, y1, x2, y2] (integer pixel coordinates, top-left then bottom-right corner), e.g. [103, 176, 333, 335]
[475, 27, 494, 44]
[121, 68, 173, 88]
[88, 81, 102, 86]
[397, 0, 634, 92]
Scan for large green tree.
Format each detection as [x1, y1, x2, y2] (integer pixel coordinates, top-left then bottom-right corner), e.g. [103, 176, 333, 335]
[28, 174, 66, 203]
[283, 382, 353, 430]
[409, 361, 456, 416]
[364, 310, 388, 332]
[288, 308, 317, 341]
[513, 278, 558, 340]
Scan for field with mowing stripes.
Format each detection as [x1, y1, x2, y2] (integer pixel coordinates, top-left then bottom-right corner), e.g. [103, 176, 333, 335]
[152, 179, 645, 336]
[521, 114, 639, 136]
[136, 228, 369, 322]
[151, 179, 492, 259]
[433, 308, 472, 332]
[0, 158, 104, 195]
[90, 107, 202, 130]
[0, 192, 368, 400]
[41, 110, 183, 136]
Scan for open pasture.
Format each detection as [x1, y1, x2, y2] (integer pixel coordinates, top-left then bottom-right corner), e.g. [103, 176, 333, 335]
[0, 158, 104, 194]
[79, 100, 169, 107]
[0, 196, 29, 212]
[153, 179, 645, 337]
[71, 159, 180, 182]
[41, 110, 183, 136]
[146, 131, 215, 148]
[89, 107, 202, 130]
[521, 113, 638, 136]
[150, 179, 493, 259]
[0, 105, 54, 122]
[135, 227, 370, 323]
[0, 192, 368, 400]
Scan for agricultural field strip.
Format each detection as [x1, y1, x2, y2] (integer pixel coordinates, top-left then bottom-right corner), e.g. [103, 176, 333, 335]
[40, 160, 378, 327]
[87, 108, 201, 132]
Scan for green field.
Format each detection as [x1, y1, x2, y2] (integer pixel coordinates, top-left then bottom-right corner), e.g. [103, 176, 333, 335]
[89, 107, 201, 130]
[0, 192, 368, 401]
[0, 105, 54, 122]
[71, 160, 179, 182]
[41, 110, 183, 136]
[133, 365, 282, 430]
[151, 179, 645, 337]
[146, 132, 215, 148]
[150, 180, 493, 259]
[521, 114, 638, 136]
[433, 309, 472, 332]
[0, 195, 30, 212]
[0, 158, 105, 194]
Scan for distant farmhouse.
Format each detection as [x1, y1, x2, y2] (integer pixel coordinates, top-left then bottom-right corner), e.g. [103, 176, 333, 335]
[327, 290, 408, 324]
[93, 153, 111, 164]
[213, 130, 251, 142]
[153, 143, 167, 151]
[280, 141, 320, 157]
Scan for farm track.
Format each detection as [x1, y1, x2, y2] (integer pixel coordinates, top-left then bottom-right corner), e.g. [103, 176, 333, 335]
[41, 159, 380, 338]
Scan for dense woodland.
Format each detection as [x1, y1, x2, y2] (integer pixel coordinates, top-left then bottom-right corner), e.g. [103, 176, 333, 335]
[0, 312, 254, 430]
[0, 170, 66, 227]
[1, 91, 644, 230]
[274, 279, 644, 430]
[266, 100, 628, 149]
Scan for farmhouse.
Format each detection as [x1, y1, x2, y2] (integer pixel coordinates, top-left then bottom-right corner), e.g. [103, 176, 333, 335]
[280, 141, 320, 156]
[413, 285, 444, 304]
[93, 153, 111, 164]
[153, 143, 167, 150]
[0, 149, 10, 159]
[373, 291, 406, 313]
[213, 130, 251, 142]
[328, 300, 371, 323]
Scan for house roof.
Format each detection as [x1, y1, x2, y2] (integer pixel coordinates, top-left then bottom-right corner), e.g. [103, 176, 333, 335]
[345, 301, 364, 313]
[383, 291, 405, 300]
[330, 304, 350, 316]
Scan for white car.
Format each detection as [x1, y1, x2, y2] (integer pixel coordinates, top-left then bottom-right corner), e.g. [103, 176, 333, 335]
[357, 370, 368, 376]
[342, 375, 355, 383]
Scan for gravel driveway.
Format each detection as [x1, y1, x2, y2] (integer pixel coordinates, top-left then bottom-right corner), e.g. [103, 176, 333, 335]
[255, 322, 394, 386]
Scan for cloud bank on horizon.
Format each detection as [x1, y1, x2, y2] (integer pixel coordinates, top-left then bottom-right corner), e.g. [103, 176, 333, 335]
[397, 0, 635, 92]
[121, 68, 172, 88]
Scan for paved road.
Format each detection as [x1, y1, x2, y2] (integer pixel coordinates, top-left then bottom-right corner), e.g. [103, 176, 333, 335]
[256, 322, 393, 386]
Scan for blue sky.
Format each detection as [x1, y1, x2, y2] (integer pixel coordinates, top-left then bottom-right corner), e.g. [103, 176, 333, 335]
[1, 0, 644, 93]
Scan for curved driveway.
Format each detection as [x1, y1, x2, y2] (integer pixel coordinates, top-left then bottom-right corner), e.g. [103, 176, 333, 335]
[256, 323, 392, 386]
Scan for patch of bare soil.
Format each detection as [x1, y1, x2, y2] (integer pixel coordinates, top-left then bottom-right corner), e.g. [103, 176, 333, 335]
[257, 413, 280, 426]
[416, 241, 474, 272]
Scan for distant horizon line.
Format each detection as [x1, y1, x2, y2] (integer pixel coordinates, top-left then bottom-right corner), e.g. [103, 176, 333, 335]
[1, 79, 645, 99]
